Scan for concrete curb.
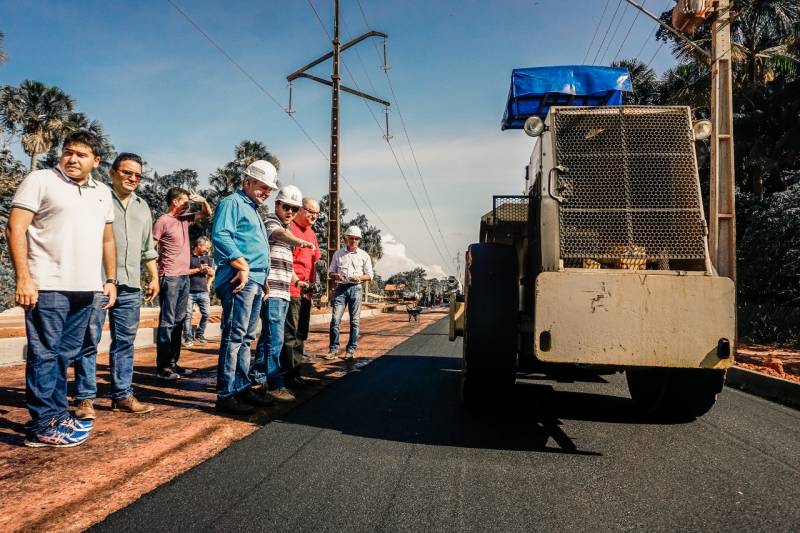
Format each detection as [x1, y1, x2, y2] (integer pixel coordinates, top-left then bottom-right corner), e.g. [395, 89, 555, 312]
[726, 367, 800, 410]
[0, 307, 385, 367]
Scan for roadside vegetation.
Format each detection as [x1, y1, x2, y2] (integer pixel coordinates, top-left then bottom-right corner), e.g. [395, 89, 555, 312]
[1, 2, 799, 344]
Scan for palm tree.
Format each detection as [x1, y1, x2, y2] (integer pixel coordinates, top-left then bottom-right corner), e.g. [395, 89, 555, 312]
[209, 140, 280, 196]
[39, 112, 116, 180]
[612, 59, 661, 104]
[0, 80, 74, 170]
[657, 1, 800, 85]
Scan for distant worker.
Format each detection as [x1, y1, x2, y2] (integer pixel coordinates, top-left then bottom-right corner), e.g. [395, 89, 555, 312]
[326, 225, 374, 360]
[182, 237, 215, 346]
[7, 131, 117, 447]
[73, 152, 159, 420]
[152, 187, 211, 380]
[281, 196, 321, 389]
[211, 160, 277, 414]
[252, 185, 316, 403]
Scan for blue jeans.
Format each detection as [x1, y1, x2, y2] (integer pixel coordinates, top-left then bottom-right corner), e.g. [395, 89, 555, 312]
[157, 275, 189, 371]
[24, 291, 96, 435]
[216, 280, 263, 400]
[183, 291, 211, 340]
[329, 284, 363, 353]
[74, 287, 142, 401]
[252, 298, 290, 390]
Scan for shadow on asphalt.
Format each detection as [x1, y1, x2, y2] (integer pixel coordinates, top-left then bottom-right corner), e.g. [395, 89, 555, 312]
[277, 352, 682, 457]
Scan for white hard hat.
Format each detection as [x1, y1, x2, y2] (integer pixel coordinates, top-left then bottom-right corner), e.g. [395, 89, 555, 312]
[344, 225, 362, 238]
[244, 160, 279, 189]
[276, 185, 303, 207]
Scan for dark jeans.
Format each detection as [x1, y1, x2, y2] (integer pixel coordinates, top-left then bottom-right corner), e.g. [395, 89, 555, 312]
[74, 287, 142, 401]
[329, 284, 363, 353]
[216, 280, 263, 399]
[24, 291, 96, 435]
[157, 275, 189, 371]
[183, 291, 211, 340]
[252, 298, 290, 390]
[281, 297, 311, 379]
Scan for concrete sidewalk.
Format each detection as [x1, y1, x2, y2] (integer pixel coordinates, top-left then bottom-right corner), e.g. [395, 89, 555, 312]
[0, 308, 447, 533]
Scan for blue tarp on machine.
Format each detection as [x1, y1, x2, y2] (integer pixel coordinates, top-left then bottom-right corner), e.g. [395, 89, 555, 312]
[501, 65, 633, 130]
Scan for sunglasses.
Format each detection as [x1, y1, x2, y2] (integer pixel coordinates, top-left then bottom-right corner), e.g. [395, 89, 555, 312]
[279, 203, 300, 213]
[118, 169, 143, 180]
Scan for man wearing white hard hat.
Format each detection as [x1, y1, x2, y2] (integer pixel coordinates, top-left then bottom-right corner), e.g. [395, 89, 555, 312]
[251, 185, 316, 402]
[211, 159, 280, 414]
[326, 225, 374, 360]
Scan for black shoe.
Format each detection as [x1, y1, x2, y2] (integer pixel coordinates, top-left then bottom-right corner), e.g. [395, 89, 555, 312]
[286, 376, 310, 389]
[215, 396, 255, 414]
[172, 365, 194, 376]
[239, 388, 275, 407]
[157, 368, 180, 381]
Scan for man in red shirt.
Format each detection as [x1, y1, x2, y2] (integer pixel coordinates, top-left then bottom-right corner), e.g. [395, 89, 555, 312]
[282, 197, 321, 388]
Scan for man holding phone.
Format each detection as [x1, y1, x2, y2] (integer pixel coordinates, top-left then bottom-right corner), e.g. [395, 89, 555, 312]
[326, 225, 373, 360]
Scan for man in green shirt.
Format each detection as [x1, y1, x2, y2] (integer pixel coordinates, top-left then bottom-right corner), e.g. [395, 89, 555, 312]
[73, 153, 159, 419]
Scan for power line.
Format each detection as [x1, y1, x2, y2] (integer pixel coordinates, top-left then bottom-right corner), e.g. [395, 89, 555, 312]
[304, 0, 452, 270]
[633, 0, 673, 66]
[165, 0, 429, 265]
[593, 0, 625, 65]
[583, 0, 613, 63]
[612, 0, 647, 63]
[352, 0, 454, 264]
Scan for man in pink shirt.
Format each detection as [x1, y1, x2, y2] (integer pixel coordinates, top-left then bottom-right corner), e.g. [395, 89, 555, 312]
[281, 197, 321, 388]
[152, 187, 211, 380]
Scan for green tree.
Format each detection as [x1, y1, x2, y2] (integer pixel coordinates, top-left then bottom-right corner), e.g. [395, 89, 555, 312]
[39, 112, 116, 182]
[313, 194, 383, 266]
[385, 267, 428, 294]
[0, 80, 75, 170]
[209, 140, 280, 199]
[656, 1, 800, 85]
[613, 59, 660, 105]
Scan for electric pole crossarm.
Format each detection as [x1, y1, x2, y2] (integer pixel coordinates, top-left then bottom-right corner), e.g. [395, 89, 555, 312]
[287, 30, 388, 82]
[293, 73, 390, 106]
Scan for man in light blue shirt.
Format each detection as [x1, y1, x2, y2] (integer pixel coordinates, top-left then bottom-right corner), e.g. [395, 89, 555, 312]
[211, 160, 278, 414]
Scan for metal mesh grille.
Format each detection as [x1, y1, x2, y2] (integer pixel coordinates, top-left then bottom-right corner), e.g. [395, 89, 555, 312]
[493, 195, 528, 223]
[552, 106, 706, 262]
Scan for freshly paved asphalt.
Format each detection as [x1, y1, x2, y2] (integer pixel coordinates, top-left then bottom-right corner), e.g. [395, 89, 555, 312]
[96, 318, 800, 532]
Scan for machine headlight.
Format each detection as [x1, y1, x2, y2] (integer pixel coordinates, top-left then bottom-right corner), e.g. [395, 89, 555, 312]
[692, 119, 712, 141]
[524, 116, 545, 137]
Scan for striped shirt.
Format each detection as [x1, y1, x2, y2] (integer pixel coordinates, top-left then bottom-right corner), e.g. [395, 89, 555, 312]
[266, 214, 293, 301]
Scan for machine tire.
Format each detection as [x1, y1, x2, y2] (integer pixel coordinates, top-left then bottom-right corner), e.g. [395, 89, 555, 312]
[626, 367, 726, 420]
[460, 243, 519, 409]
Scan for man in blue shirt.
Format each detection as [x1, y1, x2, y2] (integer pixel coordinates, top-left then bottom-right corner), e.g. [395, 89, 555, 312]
[211, 160, 279, 414]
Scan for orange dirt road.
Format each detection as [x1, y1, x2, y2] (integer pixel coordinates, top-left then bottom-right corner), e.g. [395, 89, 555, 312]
[0, 309, 446, 533]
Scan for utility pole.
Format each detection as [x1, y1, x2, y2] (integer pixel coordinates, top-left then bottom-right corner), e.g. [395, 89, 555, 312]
[708, 0, 736, 281]
[626, 0, 736, 281]
[287, 0, 390, 299]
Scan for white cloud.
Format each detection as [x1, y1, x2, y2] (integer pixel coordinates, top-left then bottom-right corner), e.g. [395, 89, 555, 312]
[375, 234, 447, 280]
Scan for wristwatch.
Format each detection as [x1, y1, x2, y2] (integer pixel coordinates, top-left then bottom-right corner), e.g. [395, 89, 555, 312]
[105, 278, 118, 286]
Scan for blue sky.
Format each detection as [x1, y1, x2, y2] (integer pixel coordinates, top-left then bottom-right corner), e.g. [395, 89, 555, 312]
[1, 0, 680, 276]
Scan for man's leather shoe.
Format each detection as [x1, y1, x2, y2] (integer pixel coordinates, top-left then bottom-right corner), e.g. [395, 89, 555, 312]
[240, 388, 275, 407]
[215, 396, 255, 414]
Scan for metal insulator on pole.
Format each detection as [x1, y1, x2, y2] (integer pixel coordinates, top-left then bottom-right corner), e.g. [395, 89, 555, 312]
[382, 38, 390, 71]
[383, 106, 393, 141]
[286, 82, 295, 115]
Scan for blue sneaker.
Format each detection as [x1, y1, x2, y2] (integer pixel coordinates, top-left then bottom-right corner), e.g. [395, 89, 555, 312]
[24, 420, 90, 448]
[58, 415, 94, 432]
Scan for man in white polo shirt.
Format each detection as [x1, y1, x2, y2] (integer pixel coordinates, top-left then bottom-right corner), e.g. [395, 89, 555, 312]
[7, 131, 118, 448]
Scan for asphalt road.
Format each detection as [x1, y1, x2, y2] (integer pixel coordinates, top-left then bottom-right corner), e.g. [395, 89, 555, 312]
[96, 318, 800, 532]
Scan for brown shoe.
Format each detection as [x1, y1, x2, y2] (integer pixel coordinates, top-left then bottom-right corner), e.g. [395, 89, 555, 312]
[269, 387, 296, 402]
[112, 395, 155, 414]
[74, 399, 96, 420]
